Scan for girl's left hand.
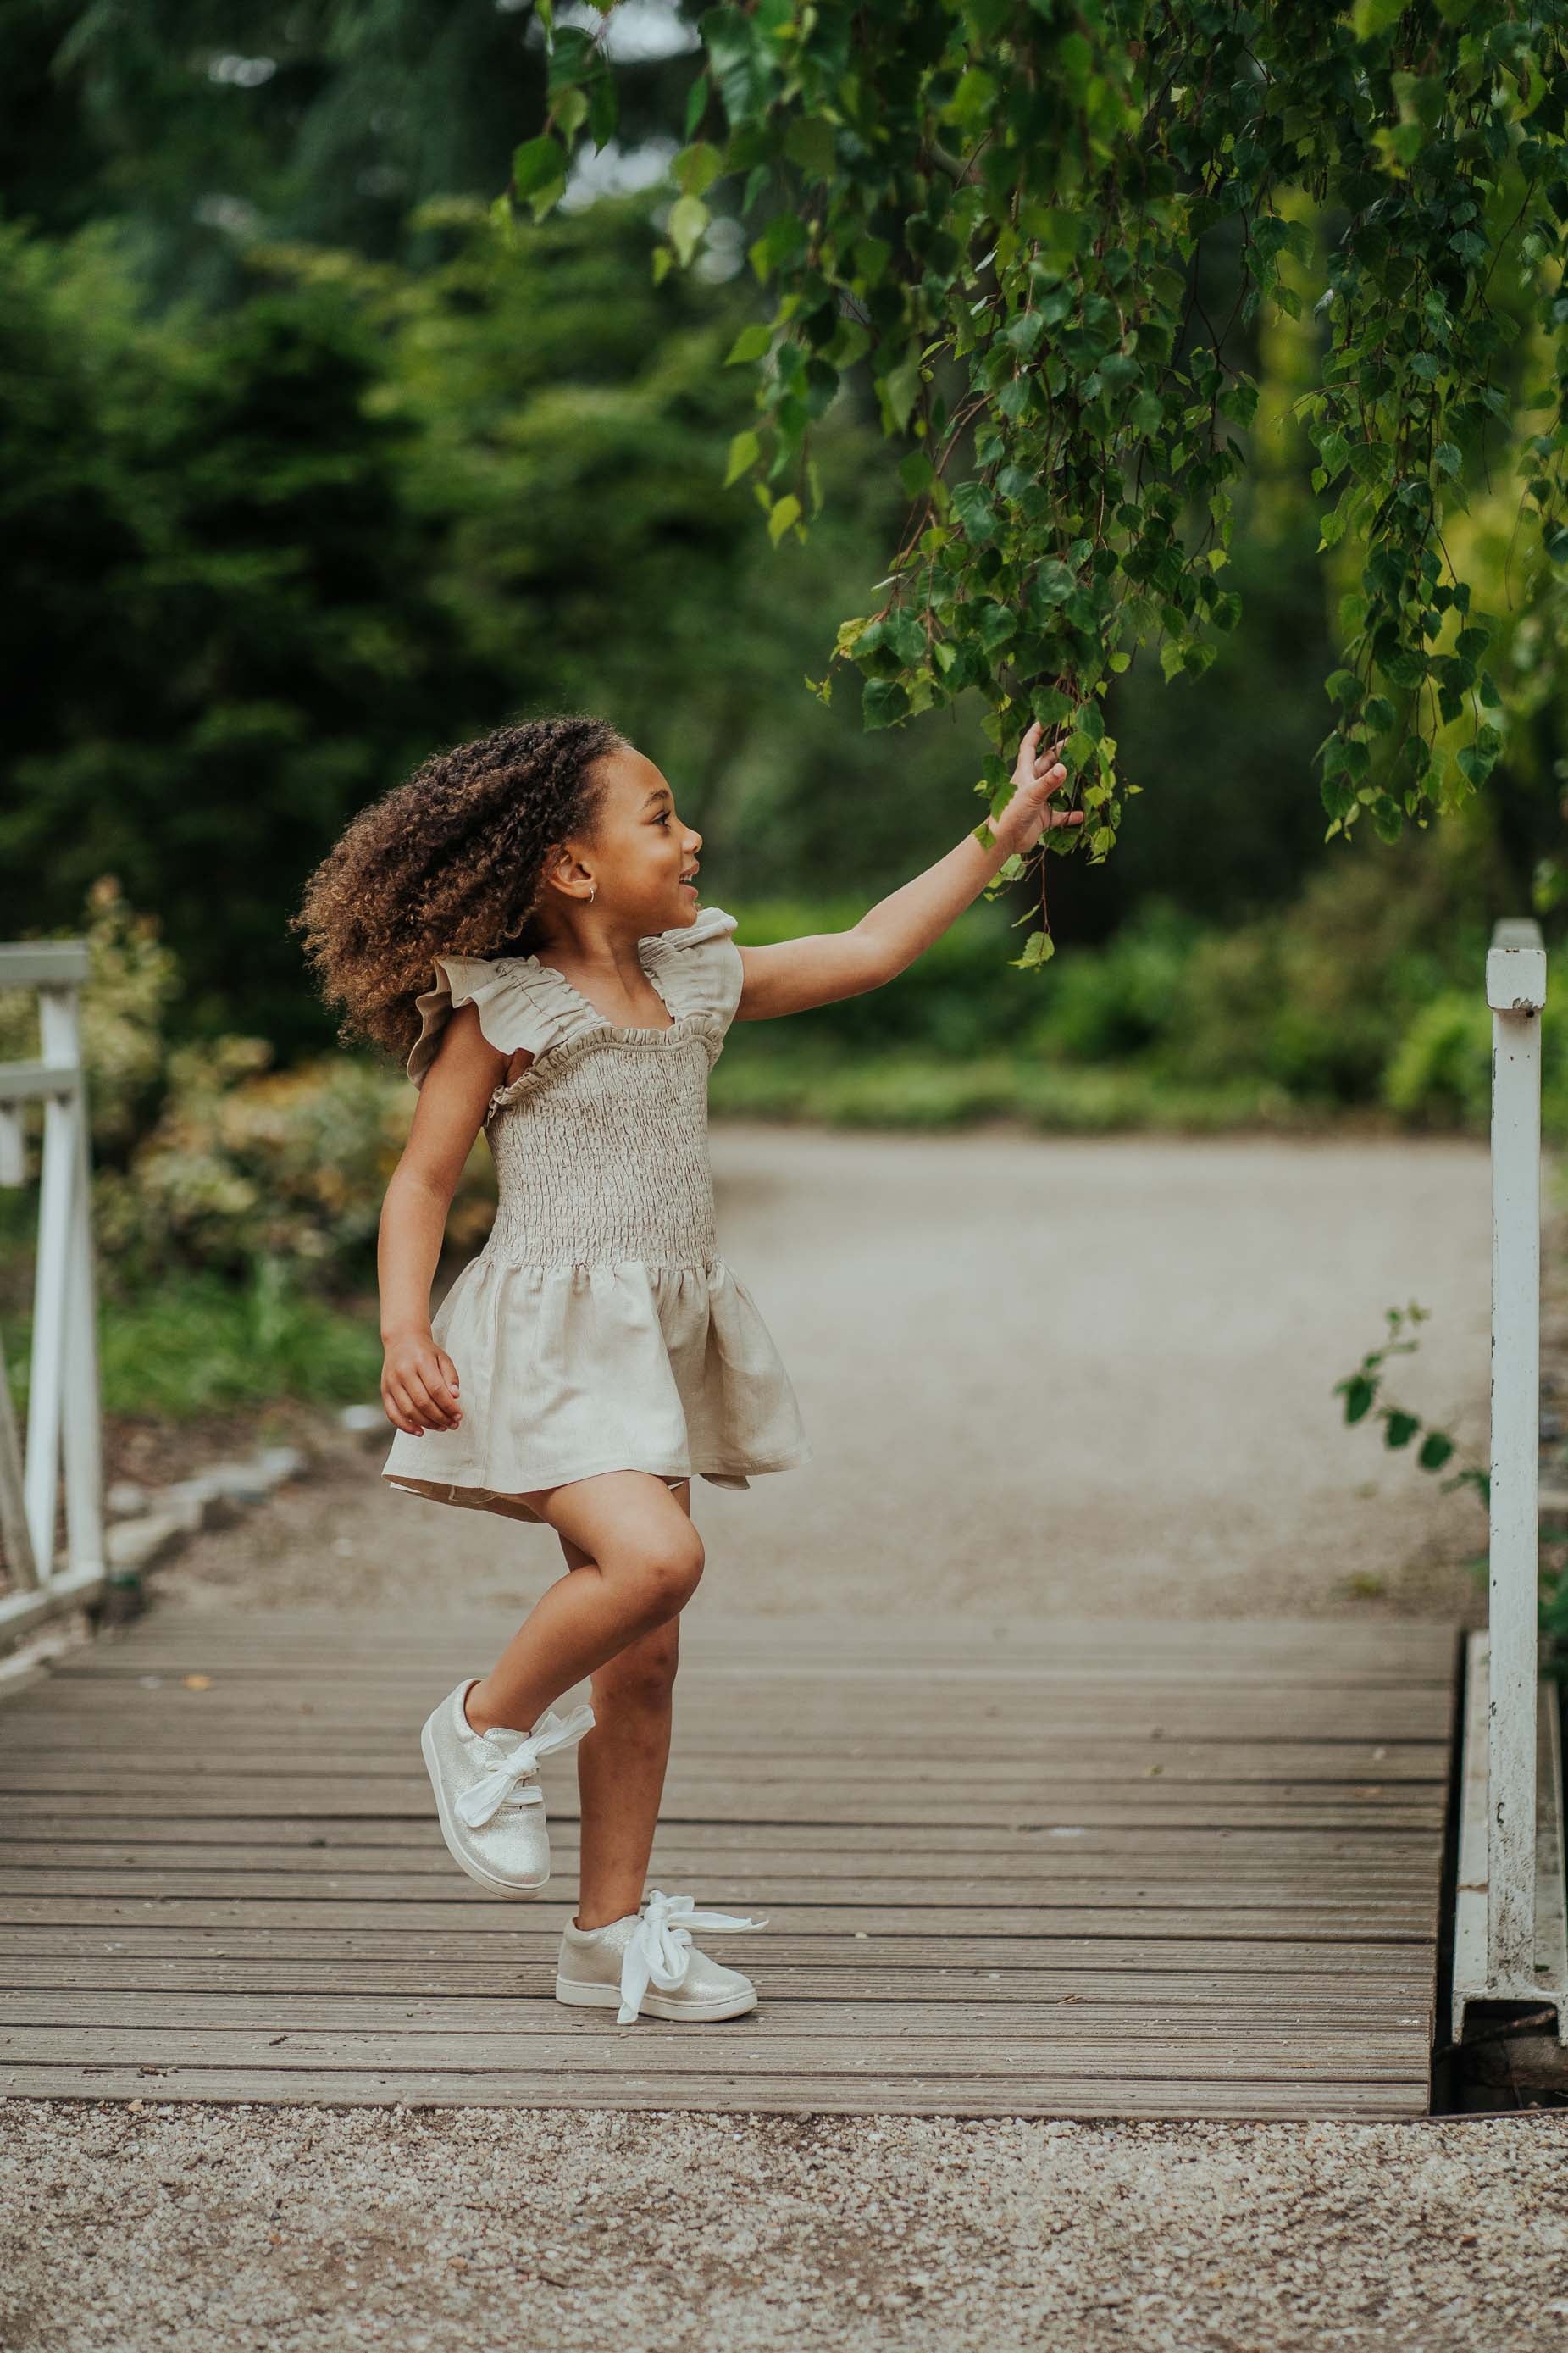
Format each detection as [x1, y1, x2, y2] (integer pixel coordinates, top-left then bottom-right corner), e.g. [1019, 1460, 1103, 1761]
[993, 721, 1082, 854]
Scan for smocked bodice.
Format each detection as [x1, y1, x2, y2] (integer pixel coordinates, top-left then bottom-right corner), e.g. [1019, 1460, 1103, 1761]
[401, 905, 745, 1274]
[486, 1024, 719, 1268]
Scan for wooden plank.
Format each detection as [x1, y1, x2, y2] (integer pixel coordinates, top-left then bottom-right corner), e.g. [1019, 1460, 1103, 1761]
[1, 1735, 1456, 1769]
[0, 1927, 1429, 1973]
[53, 1605, 1458, 1663]
[49, 1663, 1455, 1695]
[1, 1694, 1453, 1735]
[0, 1897, 1438, 1939]
[0, 1822, 1442, 1861]
[0, 1872, 1440, 1913]
[0, 2066, 1430, 2118]
[0, 1993, 1434, 2043]
[0, 1789, 1443, 1828]
[0, 1962, 1433, 2007]
[0, 1769, 1457, 1797]
[0, 1845, 1440, 1890]
[0, 2024, 1427, 2081]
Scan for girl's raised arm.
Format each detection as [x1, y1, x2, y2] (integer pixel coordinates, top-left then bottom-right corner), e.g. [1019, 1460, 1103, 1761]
[733, 723, 1079, 1022]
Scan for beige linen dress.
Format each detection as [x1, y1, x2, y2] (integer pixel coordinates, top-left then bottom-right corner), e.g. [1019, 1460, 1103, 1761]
[380, 904, 812, 1525]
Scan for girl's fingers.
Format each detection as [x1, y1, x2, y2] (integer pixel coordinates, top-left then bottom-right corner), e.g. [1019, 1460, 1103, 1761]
[388, 1379, 428, 1431]
[410, 1369, 461, 1429]
[391, 1368, 461, 1430]
[382, 1385, 423, 1437]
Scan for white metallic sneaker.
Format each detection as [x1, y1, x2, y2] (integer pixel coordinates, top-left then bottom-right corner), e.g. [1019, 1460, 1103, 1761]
[554, 1888, 769, 2023]
[420, 1679, 595, 1896]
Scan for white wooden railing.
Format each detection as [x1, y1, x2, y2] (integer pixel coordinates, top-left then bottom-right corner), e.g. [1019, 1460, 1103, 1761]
[1451, 916, 1568, 2044]
[0, 940, 107, 1643]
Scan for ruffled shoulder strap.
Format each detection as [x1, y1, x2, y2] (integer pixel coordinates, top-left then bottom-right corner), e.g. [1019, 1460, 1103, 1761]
[640, 904, 744, 1036]
[405, 953, 565, 1092]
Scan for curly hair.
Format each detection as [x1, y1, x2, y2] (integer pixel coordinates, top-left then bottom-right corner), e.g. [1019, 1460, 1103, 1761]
[291, 710, 628, 1070]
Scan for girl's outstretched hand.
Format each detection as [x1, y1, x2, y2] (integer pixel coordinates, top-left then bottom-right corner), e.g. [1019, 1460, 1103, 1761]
[991, 721, 1081, 854]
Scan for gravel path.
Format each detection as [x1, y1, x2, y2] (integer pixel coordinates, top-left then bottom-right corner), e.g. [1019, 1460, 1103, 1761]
[3, 2107, 1566, 2350]
[5, 1123, 1560, 2350]
[158, 1124, 1502, 1627]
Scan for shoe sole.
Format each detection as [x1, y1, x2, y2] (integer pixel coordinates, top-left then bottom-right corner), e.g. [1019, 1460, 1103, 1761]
[553, 1973, 758, 2022]
[420, 1711, 550, 1897]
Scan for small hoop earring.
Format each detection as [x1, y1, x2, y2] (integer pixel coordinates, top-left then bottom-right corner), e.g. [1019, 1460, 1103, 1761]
[587, 884, 597, 903]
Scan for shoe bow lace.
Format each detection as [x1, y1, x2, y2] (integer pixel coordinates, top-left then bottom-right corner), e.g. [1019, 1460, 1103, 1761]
[617, 1888, 770, 2024]
[455, 1701, 596, 1829]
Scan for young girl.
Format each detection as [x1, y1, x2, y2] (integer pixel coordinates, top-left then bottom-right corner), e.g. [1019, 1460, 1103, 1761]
[297, 708, 1077, 2028]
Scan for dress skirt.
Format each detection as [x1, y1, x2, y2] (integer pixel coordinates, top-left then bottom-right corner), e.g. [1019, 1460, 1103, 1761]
[382, 1247, 812, 1526]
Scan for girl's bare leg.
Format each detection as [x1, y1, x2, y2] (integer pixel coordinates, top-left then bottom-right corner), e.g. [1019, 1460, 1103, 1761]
[559, 1492, 689, 1929]
[463, 1469, 699, 1740]
[465, 1473, 697, 1931]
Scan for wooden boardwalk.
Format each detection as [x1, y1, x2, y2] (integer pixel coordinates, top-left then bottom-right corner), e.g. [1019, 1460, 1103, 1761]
[0, 1607, 1460, 2118]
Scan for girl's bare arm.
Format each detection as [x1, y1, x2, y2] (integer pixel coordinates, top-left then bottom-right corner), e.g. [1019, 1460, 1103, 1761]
[378, 1007, 531, 1435]
[733, 723, 1079, 1022]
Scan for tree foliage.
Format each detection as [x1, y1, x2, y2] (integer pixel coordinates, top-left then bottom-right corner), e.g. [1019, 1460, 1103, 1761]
[524, 0, 1568, 961]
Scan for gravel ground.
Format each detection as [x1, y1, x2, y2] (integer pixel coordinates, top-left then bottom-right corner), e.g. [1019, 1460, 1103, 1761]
[6, 1123, 1565, 2350]
[3, 2106, 1566, 2350]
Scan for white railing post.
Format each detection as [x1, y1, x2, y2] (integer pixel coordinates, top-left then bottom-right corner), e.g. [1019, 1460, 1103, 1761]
[0, 941, 108, 1645]
[1453, 915, 1567, 2047]
[1484, 916, 1548, 1983]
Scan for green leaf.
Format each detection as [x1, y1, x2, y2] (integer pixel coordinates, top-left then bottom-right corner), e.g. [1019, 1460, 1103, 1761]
[1383, 1410, 1420, 1449]
[513, 135, 566, 200]
[942, 65, 997, 137]
[767, 493, 802, 546]
[976, 601, 1016, 650]
[878, 353, 923, 436]
[862, 678, 908, 731]
[551, 86, 589, 142]
[1009, 928, 1055, 969]
[784, 114, 835, 180]
[673, 142, 723, 198]
[723, 430, 760, 487]
[899, 450, 936, 499]
[668, 194, 709, 268]
[853, 236, 891, 288]
[703, 14, 777, 123]
[950, 480, 998, 542]
[724, 321, 773, 366]
[748, 210, 806, 286]
[683, 71, 710, 142]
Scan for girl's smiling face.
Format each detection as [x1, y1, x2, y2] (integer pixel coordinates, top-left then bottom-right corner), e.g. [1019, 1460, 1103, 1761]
[548, 743, 704, 934]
